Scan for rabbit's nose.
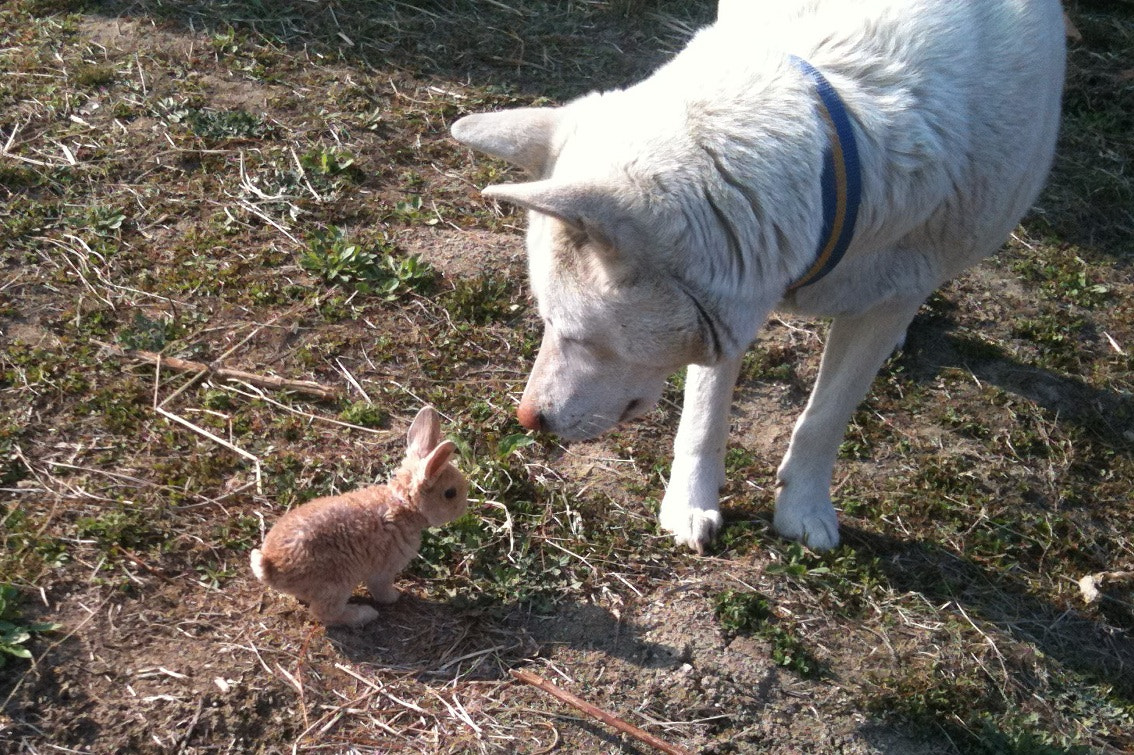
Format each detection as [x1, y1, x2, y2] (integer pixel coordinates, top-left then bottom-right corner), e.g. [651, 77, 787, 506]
[517, 400, 543, 431]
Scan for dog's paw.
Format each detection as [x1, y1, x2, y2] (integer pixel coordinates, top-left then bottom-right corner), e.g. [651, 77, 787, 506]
[659, 454, 725, 553]
[773, 487, 840, 551]
[661, 507, 723, 554]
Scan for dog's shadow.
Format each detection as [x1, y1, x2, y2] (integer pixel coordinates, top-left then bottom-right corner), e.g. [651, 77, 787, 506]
[851, 302, 1134, 693]
[847, 524, 1134, 698]
[900, 297, 1133, 449]
[329, 592, 681, 681]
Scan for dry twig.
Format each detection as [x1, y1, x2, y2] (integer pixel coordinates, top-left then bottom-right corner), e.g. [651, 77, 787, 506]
[510, 668, 691, 755]
[97, 340, 340, 400]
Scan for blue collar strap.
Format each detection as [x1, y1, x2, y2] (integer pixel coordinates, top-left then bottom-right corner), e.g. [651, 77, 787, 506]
[785, 55, 862, 292]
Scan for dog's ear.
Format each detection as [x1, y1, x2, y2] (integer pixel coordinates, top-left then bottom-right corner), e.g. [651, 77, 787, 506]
[483, 180, 644, 253]
[451, 108, 561, 176]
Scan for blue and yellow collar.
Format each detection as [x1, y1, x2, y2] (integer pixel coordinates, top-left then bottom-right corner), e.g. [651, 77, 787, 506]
[786, 55, 862, 292]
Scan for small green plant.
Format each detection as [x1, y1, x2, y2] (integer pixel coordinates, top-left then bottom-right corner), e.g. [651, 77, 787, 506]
[182, 108, 271, 141]
[0, 584, 61, 666]
[389, 195, 437, 226]
[712, 589, 822, 678]
[741, 345, 797, 383]
[723, 446, 761, 478]
[116, 312, 171, 352]
[376, 254, 436, 298]
[75, 509, 167, 556]
[713, 589, 773, 634]
[1011, 313, 1089, 371]
[761, 543, 885, 616]
[300, 227, 384, 285]
[339, 401, 388, 428]
[299, 147, 355, 177]
[441, 274, 519, 324]
[1012, 251, 1112, 308]
[195, 562, 238, 588]
[210, 25, 240, 54]
[210, 514, 262, 551]
[85, 206, 126, 237]
[300, 226, 436, 298]
[153, 97, 272, 141]
[202, 389, 233, 411]
[73, 63, 117, 88]
[714, 520, 765, 554]
[496, 433, 536, 459]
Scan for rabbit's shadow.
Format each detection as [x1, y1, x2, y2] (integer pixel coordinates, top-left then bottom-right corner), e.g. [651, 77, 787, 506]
[330, 592, 680, 680]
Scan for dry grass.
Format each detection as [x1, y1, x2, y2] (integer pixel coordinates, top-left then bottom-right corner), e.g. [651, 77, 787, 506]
[2, 0, 1133, 753]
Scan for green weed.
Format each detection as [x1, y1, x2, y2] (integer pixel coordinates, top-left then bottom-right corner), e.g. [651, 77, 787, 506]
[765, 543, 886, 615]
[339, 401, 388, 429]
[741, 344, 798, 384]
[185, 108, 271, 141]
[713, 589, 822, 678]
[1013, 250, 1112, 308]
[116, 312, 173, 352]
[387, 195, 437, 226]
[0, 585, 61, 667]
[299, 147, 356, 177]
[74, 508, 169, 557]
[1011, 313, 1090, 371]
[713, 589, 772, 634]
[441, 274, 520, 324]
[84, 206, 126, 237]
[300, 226, 436, 298]
[72, 62, 117, 88]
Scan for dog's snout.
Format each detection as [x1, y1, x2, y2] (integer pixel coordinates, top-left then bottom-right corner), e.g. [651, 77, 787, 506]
[517, 402, 544, 431]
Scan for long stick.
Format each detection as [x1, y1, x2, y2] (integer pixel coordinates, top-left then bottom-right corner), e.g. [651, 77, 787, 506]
[98, 341, 340, 400]
[510, 669, 691, 755]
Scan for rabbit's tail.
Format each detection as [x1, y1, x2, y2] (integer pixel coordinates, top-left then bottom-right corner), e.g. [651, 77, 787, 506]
[250, 548, 273, 582]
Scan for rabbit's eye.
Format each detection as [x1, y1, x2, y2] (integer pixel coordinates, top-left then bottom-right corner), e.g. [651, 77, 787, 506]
[444, 487, 458, 499]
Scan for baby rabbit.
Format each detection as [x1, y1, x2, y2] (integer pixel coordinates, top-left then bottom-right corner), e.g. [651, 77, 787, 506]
[250, 406, 468, 627]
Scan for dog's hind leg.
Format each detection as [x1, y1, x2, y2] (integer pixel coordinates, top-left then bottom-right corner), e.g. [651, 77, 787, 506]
[660, 356, 744, 553]
[775, 298, 924, 550]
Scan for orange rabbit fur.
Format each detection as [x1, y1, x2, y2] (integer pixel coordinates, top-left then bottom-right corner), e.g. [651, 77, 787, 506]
[250, 406, 468, 627]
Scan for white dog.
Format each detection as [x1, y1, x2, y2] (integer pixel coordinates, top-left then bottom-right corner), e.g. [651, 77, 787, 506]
[451, 0, 1065, 552]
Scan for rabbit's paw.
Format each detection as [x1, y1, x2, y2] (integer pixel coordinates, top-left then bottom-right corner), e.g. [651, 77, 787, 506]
[327, 603, 381, 628]
[367, 579, 400, 605]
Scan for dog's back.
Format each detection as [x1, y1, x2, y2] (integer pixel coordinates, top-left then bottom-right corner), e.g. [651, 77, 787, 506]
[594, 0, 1066, 305]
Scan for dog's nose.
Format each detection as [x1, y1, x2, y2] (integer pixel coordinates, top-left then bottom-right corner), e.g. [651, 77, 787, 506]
[517, 401, 543, 431]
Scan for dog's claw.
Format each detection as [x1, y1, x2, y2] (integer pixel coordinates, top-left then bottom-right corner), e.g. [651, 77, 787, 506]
[666, 509, 722, 554]
[659, 456, 724, 553]
[773, 499, 840, 551]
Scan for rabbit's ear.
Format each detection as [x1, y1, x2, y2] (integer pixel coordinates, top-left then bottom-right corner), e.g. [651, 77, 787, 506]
[422, 440, 457, 483]
[406, 406, 442, 458]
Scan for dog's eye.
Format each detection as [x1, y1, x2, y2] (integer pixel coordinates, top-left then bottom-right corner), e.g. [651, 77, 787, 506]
[444, 487, 458, 499]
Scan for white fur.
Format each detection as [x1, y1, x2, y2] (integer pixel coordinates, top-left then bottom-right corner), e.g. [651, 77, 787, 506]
[452, 0, 1065, 551]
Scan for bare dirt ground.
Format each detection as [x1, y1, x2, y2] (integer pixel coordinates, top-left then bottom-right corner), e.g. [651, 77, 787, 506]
[2, 1, 1133, 753]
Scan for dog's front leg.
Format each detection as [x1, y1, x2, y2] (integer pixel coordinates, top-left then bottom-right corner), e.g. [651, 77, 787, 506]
[660, 356, 744, 553]
[775, 299, 924, 550]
